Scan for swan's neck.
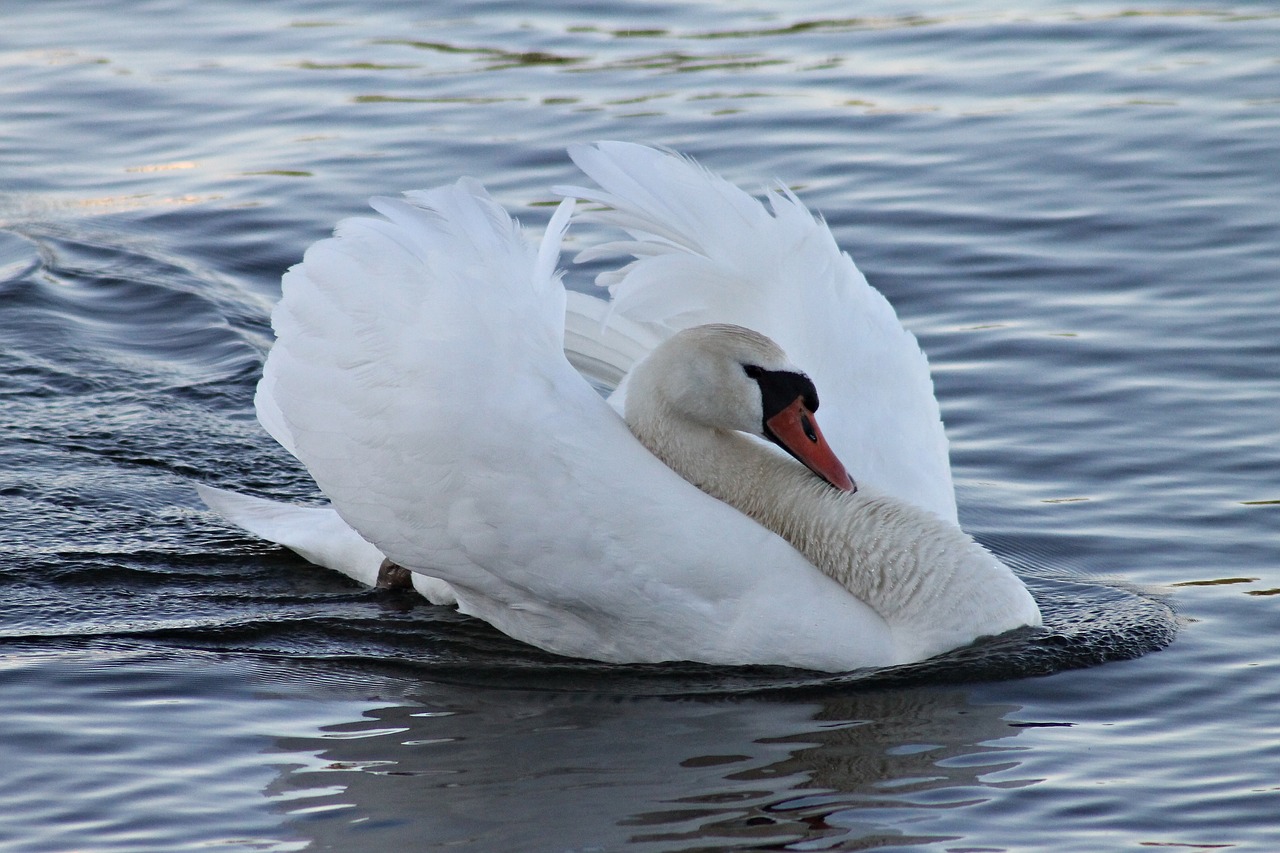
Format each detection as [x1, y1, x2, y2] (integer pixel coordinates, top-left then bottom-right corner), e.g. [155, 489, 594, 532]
[626, 402, 927, 624]
[626, 397, 1040, 661]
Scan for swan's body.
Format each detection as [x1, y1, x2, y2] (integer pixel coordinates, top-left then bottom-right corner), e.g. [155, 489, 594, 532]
[623, 324, 1038, 663]
[199, 142, 1040, 672]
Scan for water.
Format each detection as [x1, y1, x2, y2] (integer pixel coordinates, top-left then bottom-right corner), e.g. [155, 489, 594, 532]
[2, 1, 1279, 849]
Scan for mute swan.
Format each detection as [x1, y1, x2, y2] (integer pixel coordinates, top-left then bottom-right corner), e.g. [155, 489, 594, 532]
[199, 143, 1041, 672]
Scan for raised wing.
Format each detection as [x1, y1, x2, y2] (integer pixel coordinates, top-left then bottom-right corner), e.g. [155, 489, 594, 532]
[252, 179, 887, 669]
[557, 142, 957, 524]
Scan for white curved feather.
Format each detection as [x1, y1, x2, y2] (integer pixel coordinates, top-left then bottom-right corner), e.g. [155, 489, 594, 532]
[556, 142, 957, 523]
[249, 178, 895, 671]
[563, 289, 659, 399]
[199, 147, 1029, 671]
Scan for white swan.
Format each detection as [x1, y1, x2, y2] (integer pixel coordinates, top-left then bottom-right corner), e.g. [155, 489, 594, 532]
[199, 142, 1040, 672]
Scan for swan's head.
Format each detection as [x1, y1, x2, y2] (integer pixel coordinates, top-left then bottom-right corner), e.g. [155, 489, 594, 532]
[628, 324, 856, 493]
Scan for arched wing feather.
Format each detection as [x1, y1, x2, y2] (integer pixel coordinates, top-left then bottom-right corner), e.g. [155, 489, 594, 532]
[557, 142, 957, 523]
[253, 179, 888, 669]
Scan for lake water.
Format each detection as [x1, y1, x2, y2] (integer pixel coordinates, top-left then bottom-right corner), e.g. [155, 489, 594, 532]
[2, 1, 1279, 850]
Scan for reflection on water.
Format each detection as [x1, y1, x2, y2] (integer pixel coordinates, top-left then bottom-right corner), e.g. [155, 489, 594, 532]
[272, 680, 1027, 851]
[0, 652, 1037, 852]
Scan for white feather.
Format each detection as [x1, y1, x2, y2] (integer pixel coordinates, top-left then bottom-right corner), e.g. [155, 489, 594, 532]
[200, 147, 1033, 671]
[557, 141, 956, 523]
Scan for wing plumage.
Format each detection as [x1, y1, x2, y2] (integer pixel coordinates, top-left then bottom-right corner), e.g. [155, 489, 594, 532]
[258, 181, 581, 579]
[249, 177, 889, 670]
[557, 142, 957, 523]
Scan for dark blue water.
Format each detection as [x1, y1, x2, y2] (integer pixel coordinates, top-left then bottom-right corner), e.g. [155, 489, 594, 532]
[3, 2, 1279, 850]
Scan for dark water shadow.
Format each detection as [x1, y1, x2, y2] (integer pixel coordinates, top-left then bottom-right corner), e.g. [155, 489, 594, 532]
[68, 561, 1175, 699]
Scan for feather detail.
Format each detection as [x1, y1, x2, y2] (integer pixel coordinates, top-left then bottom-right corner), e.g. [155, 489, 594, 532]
[560, 142, 958, 523]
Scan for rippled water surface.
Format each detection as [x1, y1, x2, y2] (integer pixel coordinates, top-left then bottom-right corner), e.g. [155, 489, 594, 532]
[3, 1, 1279, 850]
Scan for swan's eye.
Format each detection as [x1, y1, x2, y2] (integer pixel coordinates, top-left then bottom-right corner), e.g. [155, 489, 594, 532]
[743, 364, 764, 379]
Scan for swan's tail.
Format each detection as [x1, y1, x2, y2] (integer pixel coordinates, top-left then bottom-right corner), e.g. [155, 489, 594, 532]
[195, 485, 457, 605]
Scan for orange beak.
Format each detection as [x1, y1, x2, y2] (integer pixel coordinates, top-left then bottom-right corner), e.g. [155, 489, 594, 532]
[763, 397, 856, 493]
